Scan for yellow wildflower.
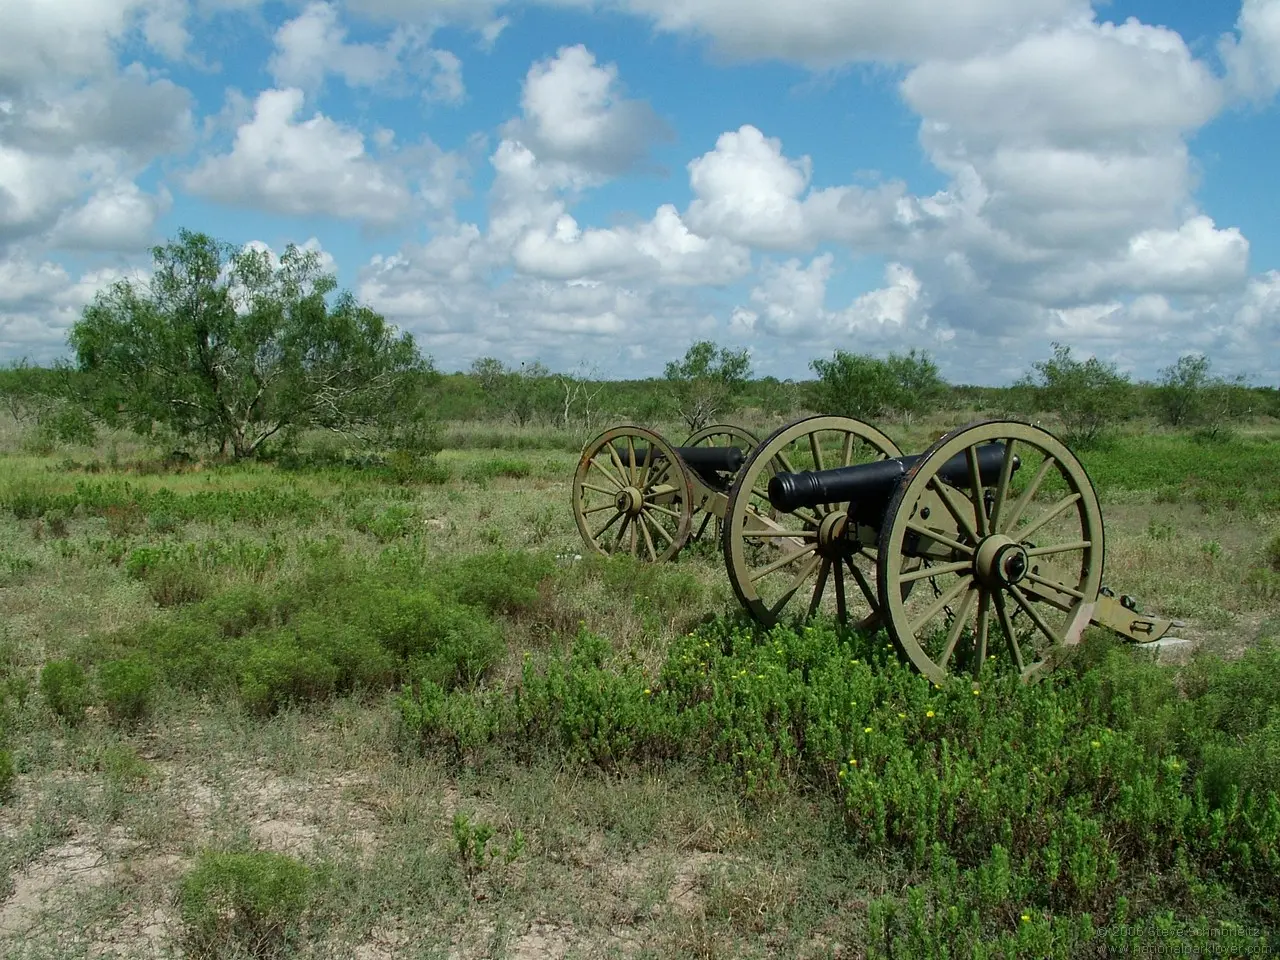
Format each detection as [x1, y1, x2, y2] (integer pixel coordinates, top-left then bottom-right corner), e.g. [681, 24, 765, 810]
[926, 710, 935, 718]
[864, 726, 873, 733]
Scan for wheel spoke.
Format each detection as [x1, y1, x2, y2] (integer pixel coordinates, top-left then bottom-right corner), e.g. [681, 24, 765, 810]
[1024, 570, 1084, 600]
[1009, 584, 1066, 648]
[906, 520, 975, 557]
[845, 557, 878, 612]
[1000, 455, 1056, 534]
[938, 584, 978, 670]
[1026, 540, 1091, 557]
[582, 503, 617, 516]
[643, 509, 675, 546]
[840, 432, 855, 467]
[929, 476, 979, 545]
[638, 441, 655, 491]
[628, 518, 639, 557]
[807, 559, 832, 619]
[974, 591, 990, 667]
[638, 511, 658, 561]
[582, 482, 617, 497]
[750, 543, 819, 583]
[647, 503, 685, 521]
[792, 506, 823, 527]
[908, 575, 974, 638]
[834, 558, 848, 623]
[642, 461, 670, 494]
[992, 589, 1025, 672]
[770, 553, 824, 618]
[988, 439, 1017, 533]
[965, 445, 990, 537]
[589, 458, 625, 490]
[897, 559, 973, 584]
[810, 431, 826, 473]
[611, 515, 630, 554]
[744, 529, 819, 540]
[1018, 493, 1082, 542]
[607, 443, 630, 488]
[591, 510, 623, 542]
[625, 436, 638, 486]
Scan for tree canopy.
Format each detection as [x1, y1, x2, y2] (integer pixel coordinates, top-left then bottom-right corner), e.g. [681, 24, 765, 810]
[69, 230, 431, 459]
[663, 341, 752, 431]
[808, 349, 945, 421]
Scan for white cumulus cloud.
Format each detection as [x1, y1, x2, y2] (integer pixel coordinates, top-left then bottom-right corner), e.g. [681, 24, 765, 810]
[505, 44, 671, 176]
[184, 87, 462, 225]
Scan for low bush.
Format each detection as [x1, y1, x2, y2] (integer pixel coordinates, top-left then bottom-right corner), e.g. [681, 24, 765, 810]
[179, 850, 320, 958]
[462, 457, 532, 485]
[39, 659, 90, 724]
[97, 658, 158, 724]
[0, 749, 14, 803]
[398, 622, 1280, 946]
[433, 549, 555, 617]
[77, 549, 550, 716]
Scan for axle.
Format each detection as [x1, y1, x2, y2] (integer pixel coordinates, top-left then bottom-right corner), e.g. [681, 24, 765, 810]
[767, 443, 1016, 514]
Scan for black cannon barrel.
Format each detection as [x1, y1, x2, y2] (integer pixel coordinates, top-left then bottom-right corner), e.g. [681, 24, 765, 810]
[609, 443, 745, 475]
[767, 443, 1015, 514]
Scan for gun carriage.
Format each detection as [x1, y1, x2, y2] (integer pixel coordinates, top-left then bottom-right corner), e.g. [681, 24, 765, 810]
[573, 416, 1181, 683]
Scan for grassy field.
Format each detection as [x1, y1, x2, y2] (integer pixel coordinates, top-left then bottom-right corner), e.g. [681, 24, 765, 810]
[1, 410, 1278, 959]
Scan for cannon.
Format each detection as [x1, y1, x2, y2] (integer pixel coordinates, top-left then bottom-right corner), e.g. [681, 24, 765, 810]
[721, 416, 1182, 683]
[575, 416, 1182, 683]
[571, 423, 775, 562]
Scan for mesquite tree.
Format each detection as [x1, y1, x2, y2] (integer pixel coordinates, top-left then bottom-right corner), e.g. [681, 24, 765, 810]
[69, 230, 429, 458]
[663, 341, 752, 431]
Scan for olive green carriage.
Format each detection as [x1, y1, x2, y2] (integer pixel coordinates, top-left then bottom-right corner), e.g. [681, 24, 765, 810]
[573, 416, 1182, 684]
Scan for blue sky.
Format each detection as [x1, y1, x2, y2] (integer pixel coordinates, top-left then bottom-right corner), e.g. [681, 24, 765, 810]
[2, 0, 1278, 385]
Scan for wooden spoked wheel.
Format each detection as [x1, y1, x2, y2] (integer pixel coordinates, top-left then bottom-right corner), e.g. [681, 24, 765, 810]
[723, 415, 903, 629]
[572, 425, 694, 562]
[877, 420, 1105, 684]
[682, 424, 762, 543]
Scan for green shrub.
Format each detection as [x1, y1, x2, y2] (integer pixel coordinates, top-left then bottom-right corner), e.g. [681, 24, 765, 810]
[238, 634, 344, 716]
[200, 586, 276, 638]
[97, 658, 158, 724]
[434, 549, 554, 617]
[1265, 534, 1280, 573]
[95, 743, 153, 784]
[0, 749, 14, 803]
[39, 660, 90, 724]
[387, 450, 450, 485]
[463, 457, 532, 484]
[400, 617, 1280, 938]
[364, 588, 503, 689]
[179, 850, 318, 958]
[351, 503, 421, 542]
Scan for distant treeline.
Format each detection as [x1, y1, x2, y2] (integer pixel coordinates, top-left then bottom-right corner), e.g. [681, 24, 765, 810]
[4, 228, 1276, 461]
[5, 346, 1276, 451]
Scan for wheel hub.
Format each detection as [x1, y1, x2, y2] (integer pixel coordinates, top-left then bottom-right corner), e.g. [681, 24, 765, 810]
[816, 510, 853, 558]
[615, 486, 644, 516]
[975, 534, 1030, 587]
